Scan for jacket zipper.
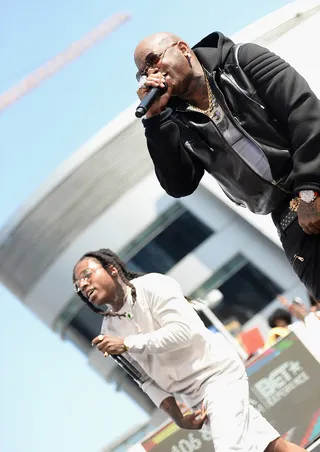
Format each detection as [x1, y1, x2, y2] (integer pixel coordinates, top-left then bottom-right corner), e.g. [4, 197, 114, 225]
[177, 78, 290, 194]
[175, 112, 246, 207]
[221, 70, 266, 110]
[178, 108, 283, 203]
[214, 75, 291, 191]
[222, 44, 265, 111]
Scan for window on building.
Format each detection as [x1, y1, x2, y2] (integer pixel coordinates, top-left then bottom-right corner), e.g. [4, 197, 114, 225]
[192, 254, 282, 326]
[123, 203, 213, 274]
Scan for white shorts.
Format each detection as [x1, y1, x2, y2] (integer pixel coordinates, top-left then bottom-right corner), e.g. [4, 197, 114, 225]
[194, 377, 280, 452]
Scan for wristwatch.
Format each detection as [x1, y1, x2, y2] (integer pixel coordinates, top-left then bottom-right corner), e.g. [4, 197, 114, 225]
[298, 190, 318, 203]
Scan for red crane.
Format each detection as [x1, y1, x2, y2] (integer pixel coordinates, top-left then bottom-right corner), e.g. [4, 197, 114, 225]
[0, 12, 131, 113]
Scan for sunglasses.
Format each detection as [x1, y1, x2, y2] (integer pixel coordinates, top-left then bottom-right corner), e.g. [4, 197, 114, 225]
[136, 42, 178, 82]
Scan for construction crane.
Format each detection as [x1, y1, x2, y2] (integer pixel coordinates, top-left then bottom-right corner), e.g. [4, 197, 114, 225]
[0, 12, 131, 113]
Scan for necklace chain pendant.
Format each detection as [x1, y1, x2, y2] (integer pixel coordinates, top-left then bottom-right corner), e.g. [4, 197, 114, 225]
[188, 71, 224, 124]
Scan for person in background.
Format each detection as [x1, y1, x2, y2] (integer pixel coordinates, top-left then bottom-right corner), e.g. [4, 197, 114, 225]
[274, 295, 320, 360]
[265, 308, 292, 348]
[308, 293, 320, 318]
[277, 294, 319, 322]
[268, 308, 293, 329]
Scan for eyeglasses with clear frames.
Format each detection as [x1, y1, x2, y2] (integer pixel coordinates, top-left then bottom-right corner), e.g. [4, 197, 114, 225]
[73, 266, 102, 294]
[136, 42, 179, 82]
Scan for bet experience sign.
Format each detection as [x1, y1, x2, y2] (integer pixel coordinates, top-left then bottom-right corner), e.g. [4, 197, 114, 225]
[247, 332, 320, 448]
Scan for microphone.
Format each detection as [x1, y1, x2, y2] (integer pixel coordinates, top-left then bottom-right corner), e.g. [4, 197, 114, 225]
[135, 82, 167, 118]
[111, 355, 144, 384]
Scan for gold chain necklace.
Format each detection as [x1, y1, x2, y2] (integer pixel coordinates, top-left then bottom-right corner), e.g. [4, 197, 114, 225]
[188, 72, 220, 120]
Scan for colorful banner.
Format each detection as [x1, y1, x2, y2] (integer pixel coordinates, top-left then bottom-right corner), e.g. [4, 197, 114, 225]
[141, 423, 212, 452]
[247, 332, 320, 448]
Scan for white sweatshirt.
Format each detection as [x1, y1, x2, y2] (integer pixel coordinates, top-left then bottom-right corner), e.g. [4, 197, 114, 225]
[101, 273, 246, 408]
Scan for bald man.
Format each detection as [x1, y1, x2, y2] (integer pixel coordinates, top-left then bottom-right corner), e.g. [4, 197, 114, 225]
[134, 31, 320, 302]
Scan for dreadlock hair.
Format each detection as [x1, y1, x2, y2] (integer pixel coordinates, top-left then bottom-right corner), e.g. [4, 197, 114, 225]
[73, 248, 144, 317]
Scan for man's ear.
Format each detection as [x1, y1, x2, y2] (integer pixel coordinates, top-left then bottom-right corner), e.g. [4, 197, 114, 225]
[109, 265, 118, 277]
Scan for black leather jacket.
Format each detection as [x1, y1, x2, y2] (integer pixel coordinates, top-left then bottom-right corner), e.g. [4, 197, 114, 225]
[143, 32, 320, 215]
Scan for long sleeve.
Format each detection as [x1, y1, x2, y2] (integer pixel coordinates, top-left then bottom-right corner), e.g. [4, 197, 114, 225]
[140, 378, 172, 408]
[100, 318, 172, 408]
[124, 274, 199, 354]
[239, 43, 320, 194]
[121, 351, 172, 408]
[143, 109, 204, 197]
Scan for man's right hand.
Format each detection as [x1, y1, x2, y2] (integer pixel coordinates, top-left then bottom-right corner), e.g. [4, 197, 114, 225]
[177, 408, 207, 430]
[137, 70, 173, 118]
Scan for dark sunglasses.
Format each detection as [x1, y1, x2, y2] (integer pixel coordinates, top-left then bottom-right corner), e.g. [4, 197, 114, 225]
[136, 42, 178, 82]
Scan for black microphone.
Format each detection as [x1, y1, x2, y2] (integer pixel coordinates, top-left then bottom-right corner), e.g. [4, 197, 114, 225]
[111, 355, 144, 384]
[135, 83, 167, 118]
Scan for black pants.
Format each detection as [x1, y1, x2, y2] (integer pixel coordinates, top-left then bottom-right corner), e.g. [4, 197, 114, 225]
[273, 207, 320, 300]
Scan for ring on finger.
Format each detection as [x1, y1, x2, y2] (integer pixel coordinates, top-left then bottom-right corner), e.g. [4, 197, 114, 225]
[138, 76, 147, 89]
[98, 334, 104, 342]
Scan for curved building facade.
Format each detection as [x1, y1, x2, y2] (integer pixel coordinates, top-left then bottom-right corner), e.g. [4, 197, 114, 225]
[1, 0, 319, 424]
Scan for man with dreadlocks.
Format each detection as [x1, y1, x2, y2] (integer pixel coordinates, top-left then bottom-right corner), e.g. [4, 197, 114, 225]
[73, 249, 305, 452]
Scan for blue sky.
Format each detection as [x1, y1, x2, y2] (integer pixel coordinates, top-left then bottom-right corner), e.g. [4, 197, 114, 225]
[0, 1, 293, 451]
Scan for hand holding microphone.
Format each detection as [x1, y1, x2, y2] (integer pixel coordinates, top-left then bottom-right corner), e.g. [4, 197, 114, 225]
[136, 71, 173, 118]
[92, 334, 144, 384]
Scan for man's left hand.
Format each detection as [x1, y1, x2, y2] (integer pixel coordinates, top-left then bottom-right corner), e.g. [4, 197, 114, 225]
[92, 334, 126, 355]
[178, 408, 207, 430]
[298, 197, 320, 234]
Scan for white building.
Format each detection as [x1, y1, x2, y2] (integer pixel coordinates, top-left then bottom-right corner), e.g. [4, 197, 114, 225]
[1, 0, 320, 448]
